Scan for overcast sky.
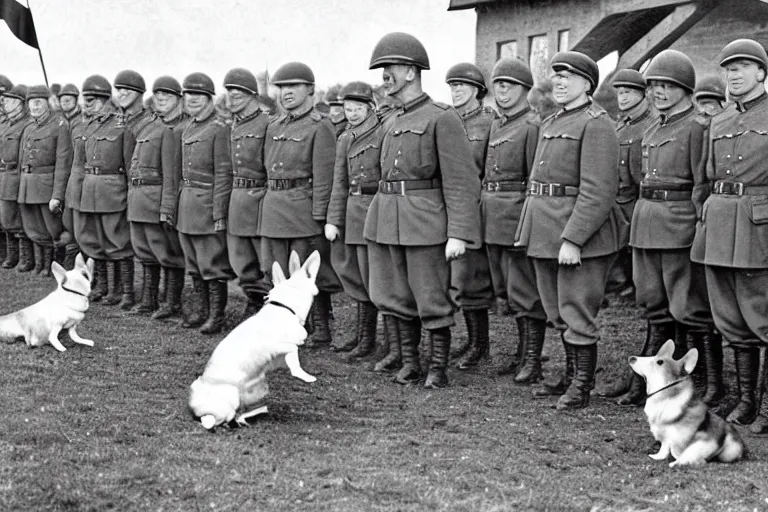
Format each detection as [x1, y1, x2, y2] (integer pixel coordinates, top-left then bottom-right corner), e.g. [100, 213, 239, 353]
[0, 0, 476, 102]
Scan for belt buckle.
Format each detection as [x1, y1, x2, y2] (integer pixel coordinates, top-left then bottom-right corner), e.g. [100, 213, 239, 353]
[489, 182, 500, 192]
[131, 177, 139, 186]
[392, 181, 405, 196]
[349, 184, 361, 196]
[529, 182, 540, 195]
[733, 182, 744, 196]
[22, 165, 30, 173]
[183, 177, 190, 185]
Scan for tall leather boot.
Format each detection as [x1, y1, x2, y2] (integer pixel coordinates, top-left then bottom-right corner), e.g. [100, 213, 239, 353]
[726, 346, 760, 425]
[694, 330, 725, 406]
[32, 243, 44, 274]
[458, 309, 490, 370]
[131, 263, 160, 314]
[39, 245, 54, 277]
[158, 267, 169, 304]
[347, 301, 378, 360]
[90, 260, 108, 301]
[200, 279, 228, 334]
[617, 320, 676, 406]
[16, 236, 34, 272]
[102, 261, 123, 305]
[750, 347, 768, 434]
[534, 333, 575, 397]
[182, 275, 209, 328]
[152, 267, 185, 320]
[556, 343, 598, 410]
[373, 314, 401, 372]
[674, 322, 690, 359]
[63, 244, 79, 270]
[425, 327, 451, 388]
[499, 316, 526, 375]
[118, 259, 136, 310]
[394, 317, 422, 384]
[239, 291, 265, 323]
[1, 232, 18, 268]
[307, 291, 333, 348]
[332, 300, 362, 352]
[514, 317, 546, 384]
[0, 230, 5, 263]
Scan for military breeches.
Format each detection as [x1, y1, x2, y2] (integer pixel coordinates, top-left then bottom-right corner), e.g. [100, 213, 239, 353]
[368, 242, 455, 330]
[633, 248, 712, 329]
[227, 234, 270, 297]
[19, 203, 63, 246]
[450, 247, 493, 310]
[130, 221, 185, 268]
[532, 254, 616, 346]
[486, 244, 507, 301]
[178, 232, 234, 281]
[493, 246, 546, 320]
[706, 265, 768, 347]
[330, 235, 371, 303]
[261, 236, 342, 294]
[0, 199, 21, 232]
[75, 211, 133, 261]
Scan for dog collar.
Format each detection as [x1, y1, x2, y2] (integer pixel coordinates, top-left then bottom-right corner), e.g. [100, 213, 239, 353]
[646, 375, 691, 398]
[265, 300, 297, 317]
[62, 284, 89, 298]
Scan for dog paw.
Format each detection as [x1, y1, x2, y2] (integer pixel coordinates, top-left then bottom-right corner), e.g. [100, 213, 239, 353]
[649, 452, 667, 461]
[300, 374, 316, 383]
[78, 339, 95, 347]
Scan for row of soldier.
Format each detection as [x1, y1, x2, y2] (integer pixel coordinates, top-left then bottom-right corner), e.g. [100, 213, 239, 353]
[0, 32, 767, 425]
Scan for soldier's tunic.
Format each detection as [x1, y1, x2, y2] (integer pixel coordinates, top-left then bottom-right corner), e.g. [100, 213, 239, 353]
[691, 92, 768, 346]
[331, 118, 347, 139]
[515, 100, 624, 346]
[364, 93, 481, 330]
[0, 111, 33, 233]
[74, 105, 136, 260]
[326, 112, 381, 302]
[451, 104, 494, 311]
[58, 107, 85, 240]
[17, 111, 72, 246]
[259, 105, 341, 292]
[226, 107, 270, 297]
[482, 106, 544, 320]
[630, 106, 711, 329]
[174, 103, 234, 280]
[127, 109, 185, 268]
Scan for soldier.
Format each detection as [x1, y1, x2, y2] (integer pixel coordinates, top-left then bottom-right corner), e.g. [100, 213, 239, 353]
[260, 62, 341, 347]
[443, 62, 495, 370]
[124, 76, 187, 317]
[515, 51, 623, 409]
[0, 75, 9, 263]
[325, 81, 381, 360]
[365, 32, 481, 388]
[17, 85, 72, 277]
[620, 50, 714, 407]
[596, 69, 653, 398]
[174, 72, 234, 334]
[326, 85, 347, 138]
[73, 75, 137, 309]
[114, 70, 150, 134]
[480, 58, 547, 382]
[691, 39, 768, 430]
[694, 75, 727, 118]
[0, 85, 35, 272]
[223, 68, 271, 320]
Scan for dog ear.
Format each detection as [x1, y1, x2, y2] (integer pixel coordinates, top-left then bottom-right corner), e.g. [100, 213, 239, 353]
[657, 339, 675, 358]
[75, 252, 85, 269]
[51, 261, 67, 284]
[680, 348, 699, 375]
[288, 251, 301, 276]
[301, 250, 321, 282]
[272, 261, 286, 285]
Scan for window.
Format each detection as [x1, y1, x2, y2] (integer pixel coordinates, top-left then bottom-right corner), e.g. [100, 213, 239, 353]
[558, 29, 570, 52]
[529, 34, 549, 83]
[498, 40, 518, 60]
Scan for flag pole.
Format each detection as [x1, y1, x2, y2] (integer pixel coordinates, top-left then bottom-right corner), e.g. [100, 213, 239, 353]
[25, 0, 48, 87]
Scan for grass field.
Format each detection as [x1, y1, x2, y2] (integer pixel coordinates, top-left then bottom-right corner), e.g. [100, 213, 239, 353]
[0, 267, 767, 511]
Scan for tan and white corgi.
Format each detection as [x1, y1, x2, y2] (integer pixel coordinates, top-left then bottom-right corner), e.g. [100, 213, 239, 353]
[630, 339, 746, 468]
[189, 250, 320, 430]
[0, 253, 95, 352]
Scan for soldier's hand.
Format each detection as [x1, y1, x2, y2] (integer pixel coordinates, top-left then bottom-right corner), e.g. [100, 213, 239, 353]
[445, 237, 467, 261]
[324, 224, 340, 242]
[214, 219, 227, 232]
[558, 240, 581, 266]
[48, 199, 62, 216]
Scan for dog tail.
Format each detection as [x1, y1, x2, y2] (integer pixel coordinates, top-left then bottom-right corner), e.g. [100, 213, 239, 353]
[0, 312, 24, 343]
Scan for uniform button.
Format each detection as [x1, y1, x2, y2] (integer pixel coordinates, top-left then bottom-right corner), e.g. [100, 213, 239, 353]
[620, 160, 625, 164]
[237, 160, 242, 164]
[738, 156, 743, 160]
[726, 170, 731, 174]
[726, 155, 731, 158]
[539, 161, 544, 165]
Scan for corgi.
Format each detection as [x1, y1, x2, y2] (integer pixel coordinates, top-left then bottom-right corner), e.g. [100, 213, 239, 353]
[630, 339, 746, 468]
[189, 250, 320, 430]
[0, 253, 95, 352]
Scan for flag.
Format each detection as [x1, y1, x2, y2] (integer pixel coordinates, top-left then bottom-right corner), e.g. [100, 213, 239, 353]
[0, 0, 38, 49]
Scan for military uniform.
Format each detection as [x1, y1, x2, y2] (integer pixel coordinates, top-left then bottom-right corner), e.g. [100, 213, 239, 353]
[58, 104, 85, 263]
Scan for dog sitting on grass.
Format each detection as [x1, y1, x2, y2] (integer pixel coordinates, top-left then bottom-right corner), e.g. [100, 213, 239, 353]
[630, 339, 746, 467]
[0, 253, 95, 352]
[189, 250, 319, 430]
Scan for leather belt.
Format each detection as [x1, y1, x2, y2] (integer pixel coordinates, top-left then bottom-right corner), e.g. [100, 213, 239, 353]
[182, 177, 212, 189]
[528, 181, 579, 196]
[378, 179, 442, 195]
[85, 166, 124, 175]
[131, 177, 163, 186]
[639, 185, 692, 201]
[233, 177, 266, 189]
[20, 164, 54, 174]
[349, 183, 378, 196]
[0, 162, 17, 172]
[618, 186, 638, 200]
[268, 177, 312, 190]
[483, 180, 526, 192]
[711, 180, 768, 196]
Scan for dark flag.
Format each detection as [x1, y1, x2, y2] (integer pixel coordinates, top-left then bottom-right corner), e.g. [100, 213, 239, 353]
[0, 0, 38, 49]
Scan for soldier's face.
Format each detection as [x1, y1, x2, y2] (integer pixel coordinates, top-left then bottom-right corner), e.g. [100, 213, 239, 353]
[448, 82, 477, 109]
[649, 81, 687, 111]
[226, 88, 251, 114]
[551, 70, 590, 106]
[153, 91, 179, 114]
[724, 59, 764, 98]
[28, 98, 48, 118]
[616, 87, 644, 112]
[493, 80, 525, 110]
[184, 93, 210, 115]
[59, 95, 77, 113]
[381, 65, 413, 99]
[2, 97, 21, 113]
[343, 100, 369, 126]
[115, 88, 140, 109]
[83, 96, 106, 116]
[329, 104, 345, 123]
[695, 98, 724, 117]
[279, 84, 311, 111]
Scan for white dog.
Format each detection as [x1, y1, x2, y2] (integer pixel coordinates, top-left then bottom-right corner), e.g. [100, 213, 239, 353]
[189, 250, 320, 430]
[0, 253, 95, 352]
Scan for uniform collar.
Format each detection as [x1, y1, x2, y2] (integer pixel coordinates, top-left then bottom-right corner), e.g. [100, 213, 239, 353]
[459, 102, 483, 120]
[161, 102, 185, 124]
[64, 107, 81, 122]
[735, 91, 768, 112]
[280, 102, 313, 123]
[7, 107, 28, 125]
[233, 101, 262, 124]
[192, 101, 216, 123]
[554, 98, 591, 119]
[620, 101, 650, 126]
[659, 105, 694, 127]
[33, 109, 52, 126]
[401, 93, 431, 113]
[349, 113, 378, 139]
[499, 105, 530, 126]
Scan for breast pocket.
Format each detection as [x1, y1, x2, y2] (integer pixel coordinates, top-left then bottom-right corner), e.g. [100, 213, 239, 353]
[347, 142, 380, 182]
[233, 133, 265, 165]
[389, 119, 433, 174]
[28, 136, 56, 165]
[132, 136, 161, 169]
[646, 137, 685, 178]
[2, 133, 21, 164]
[183, 137, 208, 167]
[539, 132, 581, 176]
